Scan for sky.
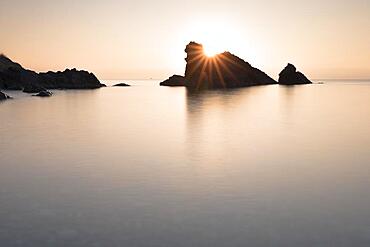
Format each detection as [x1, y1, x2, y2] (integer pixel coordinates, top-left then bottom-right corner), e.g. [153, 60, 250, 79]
[0, 0, 369, 80]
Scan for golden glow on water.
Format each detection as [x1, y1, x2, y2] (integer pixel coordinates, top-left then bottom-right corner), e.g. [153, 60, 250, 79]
[0, 81, 370, 246]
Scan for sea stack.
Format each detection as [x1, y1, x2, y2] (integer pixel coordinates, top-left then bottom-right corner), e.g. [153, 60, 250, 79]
[184, 42, 277, 89]
[160, 42, 277, 89]
[160, 42, 315, 89]
[278, 63, 312, 85]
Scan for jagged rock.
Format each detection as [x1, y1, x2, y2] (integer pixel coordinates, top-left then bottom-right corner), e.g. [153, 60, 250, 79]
[183, 42, 277, 89]
[278, 63, 312, 85]
[0, 54, 105, 90]
[23, 84, 47, 93]
[0, 91, 11, 100]
[38, 69, 106, 89]
[32, 90, 53, 97]
[160, 75, 187, 86]
[113, 83, 131, 87]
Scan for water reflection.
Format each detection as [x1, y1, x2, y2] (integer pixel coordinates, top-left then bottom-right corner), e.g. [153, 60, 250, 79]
[0, 81, 370, 246]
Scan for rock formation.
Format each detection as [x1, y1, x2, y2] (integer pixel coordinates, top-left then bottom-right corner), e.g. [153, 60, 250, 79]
[184, 42, 277, 89]
[0, 54, 105, 90]
[160, 75, 187, 86]
[278, 63, 312, 85]
[113, 83, 131, 87]
[0, 91, 11, 100]
[32, 90, 53, 97]
[160, 42, 314, 89]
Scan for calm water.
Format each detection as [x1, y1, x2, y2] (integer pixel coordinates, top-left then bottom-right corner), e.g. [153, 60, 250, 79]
[1, 80, 370, 246]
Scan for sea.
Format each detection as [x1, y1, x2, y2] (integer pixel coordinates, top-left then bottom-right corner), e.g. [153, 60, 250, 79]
[1, 80, 370, 246]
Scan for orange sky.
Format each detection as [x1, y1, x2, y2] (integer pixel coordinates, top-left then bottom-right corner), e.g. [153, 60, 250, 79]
[0, 0, 369, 80]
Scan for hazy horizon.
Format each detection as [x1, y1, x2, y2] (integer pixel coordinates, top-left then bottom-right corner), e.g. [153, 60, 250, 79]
[1, 0, 369, 80]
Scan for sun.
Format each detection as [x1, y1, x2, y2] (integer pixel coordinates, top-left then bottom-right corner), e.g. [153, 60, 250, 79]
[203, 44, 223, 57]
[183, 17, 241, 58]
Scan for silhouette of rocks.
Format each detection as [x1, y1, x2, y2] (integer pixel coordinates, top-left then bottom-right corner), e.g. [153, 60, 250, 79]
[0, 54, 105, 90]
[160, 75, 187, 86]
[278, 63, 312, 85]
[32, 90, 53, 97]
[113, 83, 131, 87]
[0, 91, 11, 100]
[183, 42, 277, 89]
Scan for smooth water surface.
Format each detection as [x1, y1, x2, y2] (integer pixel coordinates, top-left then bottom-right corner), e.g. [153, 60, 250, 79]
[1, 80, 370, 246]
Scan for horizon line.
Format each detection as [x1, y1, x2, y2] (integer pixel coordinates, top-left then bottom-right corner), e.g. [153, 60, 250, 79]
[101, 78, 370, 81]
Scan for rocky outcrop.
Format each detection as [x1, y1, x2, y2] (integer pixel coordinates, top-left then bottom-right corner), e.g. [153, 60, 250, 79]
[161, 42, 313, 89]
[183, 42, 277, 89]
[38, 69, 106, 89]
[0, 54, 105, 90]
[32, 90, 53, 97]
[160, 75, 187, 86]
[113, 83, 131, 87]
[278, 63, 312, 85]
[0, 91, 11, 100]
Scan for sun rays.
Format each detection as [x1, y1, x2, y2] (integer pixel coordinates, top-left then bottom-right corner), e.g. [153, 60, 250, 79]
[184, 42, 248, 89]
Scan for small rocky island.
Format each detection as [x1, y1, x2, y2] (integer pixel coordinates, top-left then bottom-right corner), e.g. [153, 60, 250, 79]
[113, 83, 131, 87]
[160, 75, 186, 86]
[32, 90, 53, 97]
[0, 54, 105, 92]
[160, 42, 312, 89]
[278, 63, 312, 85]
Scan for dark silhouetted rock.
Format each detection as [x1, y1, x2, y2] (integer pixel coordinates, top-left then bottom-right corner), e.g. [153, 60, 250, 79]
[160, 75, 187, 86]
[113, 83, 131, 87]
[0, 54, 105, 90]
[32, 90, 53, 97]
[0, 91, 11, 100]
[183, 42, 277, 89]
[23, 84, 47, 93]
[278, 63, 312, 85]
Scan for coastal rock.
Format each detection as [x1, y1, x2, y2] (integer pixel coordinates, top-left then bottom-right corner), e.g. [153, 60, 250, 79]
[184, 42, 277, 89]
[0, 54, 105, 90]
[32, 90, 53, 97]
[0, 91, 11, 100]
[278, 63, 312, 85]
[160, 75, 187, 86]
[38, 69, 105, 89]
[113, 83, 131, 87]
